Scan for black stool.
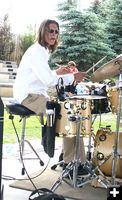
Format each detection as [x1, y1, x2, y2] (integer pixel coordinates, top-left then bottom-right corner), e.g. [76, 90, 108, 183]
[6, 103, 44, 175]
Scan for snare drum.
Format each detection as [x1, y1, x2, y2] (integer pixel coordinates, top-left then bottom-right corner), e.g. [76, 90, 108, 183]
[107, 86, 119, 113]
[93, 127, 122, 178]
[56, 99, 92, 136]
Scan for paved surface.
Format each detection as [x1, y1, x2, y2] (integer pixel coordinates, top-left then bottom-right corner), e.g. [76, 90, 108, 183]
[2, 139, 76, 200]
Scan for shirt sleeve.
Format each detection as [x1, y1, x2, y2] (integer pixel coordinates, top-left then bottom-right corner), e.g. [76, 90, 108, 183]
[52, 71, 74, 85]
[28, 46, 74, 87]
[28, 48, 57, 86]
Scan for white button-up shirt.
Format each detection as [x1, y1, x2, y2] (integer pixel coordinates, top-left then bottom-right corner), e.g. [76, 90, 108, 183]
[13, 42, 74, 103]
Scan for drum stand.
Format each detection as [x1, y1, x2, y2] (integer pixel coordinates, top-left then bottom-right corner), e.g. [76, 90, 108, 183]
[51, 112, 89, 191]
[51, 106, 111, 192]
[110, 65, 122, 187]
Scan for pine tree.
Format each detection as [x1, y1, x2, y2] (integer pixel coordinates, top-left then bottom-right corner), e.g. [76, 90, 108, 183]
[50, 0, 115, 72]
[106, 0, 122, 55]
[0, 14, 15, 60]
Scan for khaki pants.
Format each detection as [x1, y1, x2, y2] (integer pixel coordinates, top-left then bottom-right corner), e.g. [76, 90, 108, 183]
[21, 93, 49, 115]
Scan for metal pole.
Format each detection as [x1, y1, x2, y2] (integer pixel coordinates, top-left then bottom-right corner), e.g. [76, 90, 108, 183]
[111, 64, 122, 186]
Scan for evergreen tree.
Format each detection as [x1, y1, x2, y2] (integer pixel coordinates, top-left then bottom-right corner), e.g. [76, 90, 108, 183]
[88, 0, 122, 55]
[106, 0, 122, 55]
[50, 0, 115, 72]
[19, 30, 35, 57]
[88, 0, 111, 23]
[0, 14, 15, 60]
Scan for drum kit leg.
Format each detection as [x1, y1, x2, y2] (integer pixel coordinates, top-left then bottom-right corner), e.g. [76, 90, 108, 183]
[51, 56, 122, 192]
[51, 112, 90, 191]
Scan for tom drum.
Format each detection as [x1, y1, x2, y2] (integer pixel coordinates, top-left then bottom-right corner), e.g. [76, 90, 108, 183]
[93, 127, 122, 178]
[56, 99, 92, 136]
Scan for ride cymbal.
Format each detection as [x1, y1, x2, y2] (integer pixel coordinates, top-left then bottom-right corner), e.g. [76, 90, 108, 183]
[91, 54, 122, 82]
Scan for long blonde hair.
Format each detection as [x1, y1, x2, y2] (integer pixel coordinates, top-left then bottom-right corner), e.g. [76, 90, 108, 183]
[36, 19, 60, 52]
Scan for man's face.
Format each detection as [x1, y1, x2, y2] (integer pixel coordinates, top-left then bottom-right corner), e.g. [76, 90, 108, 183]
[45, 23, 59, 46]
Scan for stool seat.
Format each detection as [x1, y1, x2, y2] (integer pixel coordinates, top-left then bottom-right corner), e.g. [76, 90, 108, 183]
[6, 102, 44, 175]
[6, 103, 35, 116]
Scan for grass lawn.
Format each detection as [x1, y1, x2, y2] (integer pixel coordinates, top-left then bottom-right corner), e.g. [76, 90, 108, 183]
[3, 109, 41, 143]
[3, 107, 118, 144]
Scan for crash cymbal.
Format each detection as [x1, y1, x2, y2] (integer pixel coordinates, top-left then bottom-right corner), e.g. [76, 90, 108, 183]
[91, 54, 122, 82]
[69, 95, 106, 100]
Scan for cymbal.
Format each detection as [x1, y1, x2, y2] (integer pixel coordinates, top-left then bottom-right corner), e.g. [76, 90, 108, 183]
[91, 54, 122, 82]
[69, 95, 106, 100]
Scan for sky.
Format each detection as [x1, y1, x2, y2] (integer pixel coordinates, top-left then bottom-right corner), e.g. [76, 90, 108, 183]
[0, 0, 94, 34]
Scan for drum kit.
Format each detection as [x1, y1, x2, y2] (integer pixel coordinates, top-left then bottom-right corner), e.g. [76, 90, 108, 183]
[51, 54, 122, 191]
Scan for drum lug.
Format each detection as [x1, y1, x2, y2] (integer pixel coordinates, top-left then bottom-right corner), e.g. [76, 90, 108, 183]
[97, 152, 104, 161]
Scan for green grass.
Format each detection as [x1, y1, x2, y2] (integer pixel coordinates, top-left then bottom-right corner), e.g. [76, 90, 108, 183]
[3, 109, 41, 143]
[3, 108, 118, 144]
[91, 113, 117, 133]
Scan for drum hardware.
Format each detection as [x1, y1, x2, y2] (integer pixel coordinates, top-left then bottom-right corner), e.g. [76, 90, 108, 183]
[81, 160, 112, 188]
[51, 111, 90, 191]
[75, 128, 115, 188]
[56, 77, 66, 101]
[110, 63, 122, 186]
[92, 112, 104, 130]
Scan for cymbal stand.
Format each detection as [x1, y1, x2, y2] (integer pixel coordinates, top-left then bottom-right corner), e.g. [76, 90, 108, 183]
[51, 110, 89, 191]
[111, 63, 122, 187]
[51, 103, 115, 191]
[75, 114, 114, 188]
[81, 63, 122, 188]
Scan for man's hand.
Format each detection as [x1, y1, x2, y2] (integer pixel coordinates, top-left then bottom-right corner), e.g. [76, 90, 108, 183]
[74, 72, 86, 82]
[56, 67, 86, 82]
[56, 66, 70, 75]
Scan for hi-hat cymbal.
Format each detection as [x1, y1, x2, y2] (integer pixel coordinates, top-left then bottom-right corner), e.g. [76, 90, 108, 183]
[69, 95, 106, 100]
[91, 54, 122, 82]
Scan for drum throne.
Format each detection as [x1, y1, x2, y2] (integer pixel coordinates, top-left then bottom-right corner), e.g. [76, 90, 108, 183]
[6, 102, 44, 175]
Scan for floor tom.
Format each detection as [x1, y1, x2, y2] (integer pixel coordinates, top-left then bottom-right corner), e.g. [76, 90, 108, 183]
[93, 127, 122, 178]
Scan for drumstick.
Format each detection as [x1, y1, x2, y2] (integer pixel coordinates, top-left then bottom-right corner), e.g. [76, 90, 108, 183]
[86, 56, 107, 74]
[55, 63, 69, 69]
[55, 63, 62, 67]
[85, 74, 91, 78]
[84, 77, 90, 81]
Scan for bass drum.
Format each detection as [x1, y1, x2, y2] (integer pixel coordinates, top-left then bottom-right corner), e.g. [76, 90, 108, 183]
[93, 127, 122, 178]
